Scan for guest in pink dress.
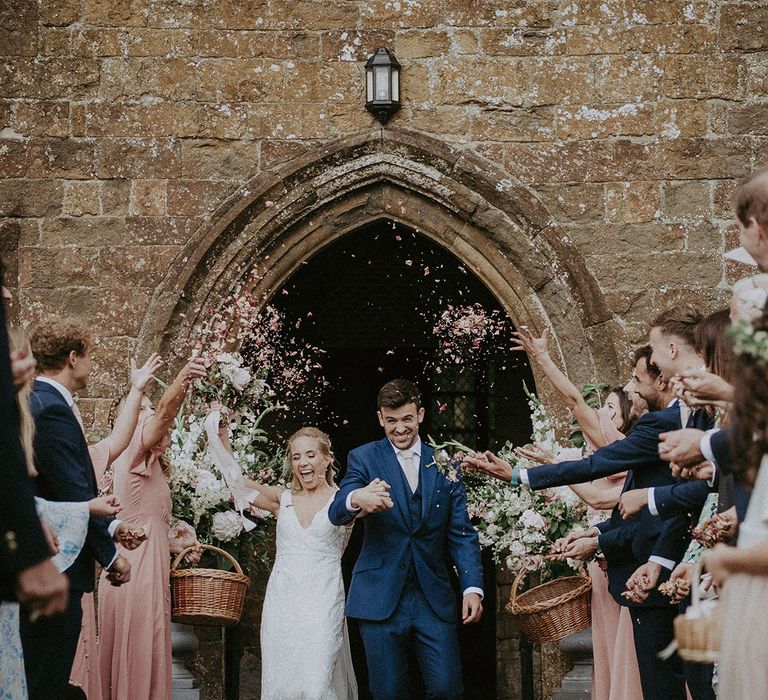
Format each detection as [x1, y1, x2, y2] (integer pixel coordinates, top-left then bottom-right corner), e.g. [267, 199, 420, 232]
[98, 359, 205, 700]
[69, 354, 163, 700]
[510, 327, 644, 700]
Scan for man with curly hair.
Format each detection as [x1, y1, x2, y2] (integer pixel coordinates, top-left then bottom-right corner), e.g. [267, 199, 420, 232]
[20, 316, 136, 700]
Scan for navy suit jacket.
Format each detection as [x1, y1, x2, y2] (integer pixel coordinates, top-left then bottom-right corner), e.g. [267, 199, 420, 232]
[527, 403, 712, 606]
[0, 306, 50, 600]
[709, 426, 733, 476]
[30, 380, 116, 592]
[329, 438, 483, 623]
[650, 480, 712, 519]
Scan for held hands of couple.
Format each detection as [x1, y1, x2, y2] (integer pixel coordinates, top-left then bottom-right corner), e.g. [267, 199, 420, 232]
[350, 478, 394, 514]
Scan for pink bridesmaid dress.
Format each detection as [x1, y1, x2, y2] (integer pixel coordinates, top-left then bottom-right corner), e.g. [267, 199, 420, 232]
[69, 440, 112, 700]
[585, 413, 643, 700]
[98, 419, 173, 700]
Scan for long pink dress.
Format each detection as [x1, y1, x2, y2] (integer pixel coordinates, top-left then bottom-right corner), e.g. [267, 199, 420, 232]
[98, 419, 172, 700]
[584, 411, 643, 700]
[69, 440, 112, 700]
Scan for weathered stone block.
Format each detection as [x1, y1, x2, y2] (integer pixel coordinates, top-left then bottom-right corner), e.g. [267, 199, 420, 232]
[41, 0, 80, 26]
[432, 58, 528, 107]
[217, 58, 285, 102]
[126, 28, 194, 57]
[82, 0, 148, 27]
[713, 179, 738, 220]
[10, 101, 70, 137]
[101, 179, 131, 215]
[40, 28, 72, 56]
[129, 180, 166, 216]
[98, 245, 181, 287]
[564, 26, 624, 56]
[605, 181, 661, 224]
[593, 55, 664, 101]
[19, 246, 100, 287]
[72, 28, 125, 56]
[525, 56, 597, 104]
[537, 183, 605, 224]
[660, 137, 751, 180]
[166, 181, 235, 217]
[94, 138, 181, 179]
[556, 102, 654, 140]
[446, 0, 561, 28]
[570, 222, 686, 256]
[191, 29, 240, 58]
[0, 180, 62, 217]
[451, 29, 478, 54]
[0, 140, 26, 178]
[27, 138, 94, 179]
[0, 1, 38, 56]
[180, 140, 261, 180]
[41, 215, 128, 246]
[662, 180, 711, 221]
[729, 104, 768, 136]
[395, 30, 450, 58]
[655, 101, 709, 139]
[663, 55, 745, 100]
[410, 107, 472, 136]
[480, 27, 566, 57]
[472, 106, 555, 142]
[64, 180, 101, 216]
[587, 251, 722, 290]
[720, 2, 768, 52]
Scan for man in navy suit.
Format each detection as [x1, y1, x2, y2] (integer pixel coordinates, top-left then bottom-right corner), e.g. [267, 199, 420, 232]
[0, 267, 68, 615]
[329, 379, 484, 700]
[20, 317, 139, 700]
[466, 329, 713, 700]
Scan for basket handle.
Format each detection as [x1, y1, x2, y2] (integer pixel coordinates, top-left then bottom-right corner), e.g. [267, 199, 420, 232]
[171, 543, 244, 576]
[509, 564, 590, 610]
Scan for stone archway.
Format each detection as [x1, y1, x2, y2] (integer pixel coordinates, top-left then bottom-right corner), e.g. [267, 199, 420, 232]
[137, 127, 628, 389]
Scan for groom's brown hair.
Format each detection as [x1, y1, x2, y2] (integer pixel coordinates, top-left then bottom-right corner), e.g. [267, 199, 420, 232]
[377, 379, 422, 410]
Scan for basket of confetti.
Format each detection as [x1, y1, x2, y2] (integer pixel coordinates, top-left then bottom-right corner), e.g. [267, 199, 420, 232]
[673, 563, 720, 664]
[171, 544, 251, 626]
[506, 568, 592, 643]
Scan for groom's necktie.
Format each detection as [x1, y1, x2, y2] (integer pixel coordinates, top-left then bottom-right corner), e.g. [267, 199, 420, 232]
[399, 450, 419, 493]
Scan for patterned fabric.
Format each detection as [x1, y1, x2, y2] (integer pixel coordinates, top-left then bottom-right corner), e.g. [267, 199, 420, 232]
[0, 499, 88, 700]
[682, 492, 719, 565]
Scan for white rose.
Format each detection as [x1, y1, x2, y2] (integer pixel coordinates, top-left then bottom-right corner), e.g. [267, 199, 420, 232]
[195, 469, 221, 494]
[509, 541, 526, 557]
[520, 509, 546, 531]
[211, 510, 244, 542]
[229, 366, 252, 391]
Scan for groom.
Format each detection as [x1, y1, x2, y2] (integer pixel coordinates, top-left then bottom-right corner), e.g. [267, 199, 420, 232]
[330, 379, 484, 700]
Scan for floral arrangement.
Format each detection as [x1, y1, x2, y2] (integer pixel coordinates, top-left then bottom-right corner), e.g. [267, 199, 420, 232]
[428, 386, 589, 581]
[166, 275, 327, 572]
[432, 303, 509, 365]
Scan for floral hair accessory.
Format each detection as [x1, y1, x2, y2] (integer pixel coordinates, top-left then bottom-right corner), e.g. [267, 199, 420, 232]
[729, 319, 768, 364]
[731, 274, 768, 323]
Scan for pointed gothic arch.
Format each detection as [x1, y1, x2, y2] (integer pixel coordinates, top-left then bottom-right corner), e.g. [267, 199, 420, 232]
[138, 128, 627, 384]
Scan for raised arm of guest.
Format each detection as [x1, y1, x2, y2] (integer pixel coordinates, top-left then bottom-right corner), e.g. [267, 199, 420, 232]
[512, 327, 623, 449]
[140, 358, 207, 450]
[91, 354, 164, 472]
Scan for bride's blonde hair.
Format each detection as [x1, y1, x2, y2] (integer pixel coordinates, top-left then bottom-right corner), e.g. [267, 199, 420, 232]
[283, 427, 335, 492]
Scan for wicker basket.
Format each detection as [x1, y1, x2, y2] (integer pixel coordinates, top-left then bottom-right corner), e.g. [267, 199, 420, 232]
[171, 544, 251, 626]
[673, 562, 720, 664]
[506, 568, 592, 643]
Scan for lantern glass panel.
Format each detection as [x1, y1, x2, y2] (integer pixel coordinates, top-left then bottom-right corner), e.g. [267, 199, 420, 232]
[374, 65, 390, 101]
[391, 69, 399, 102]
[366, 70, 374, 102]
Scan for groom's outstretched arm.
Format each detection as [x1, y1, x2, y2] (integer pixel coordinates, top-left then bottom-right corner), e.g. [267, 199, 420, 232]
[329, 449, 371, 526]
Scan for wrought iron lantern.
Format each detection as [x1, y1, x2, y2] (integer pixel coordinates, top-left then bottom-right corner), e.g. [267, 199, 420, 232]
[365, 48, 401, 124]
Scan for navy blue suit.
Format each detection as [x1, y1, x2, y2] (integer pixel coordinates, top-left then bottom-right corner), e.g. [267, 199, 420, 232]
[329, 438, 483, 699]
[526, 403, 712, 700]
[21, 379, 117, 700]
[0, 297, 50, 601]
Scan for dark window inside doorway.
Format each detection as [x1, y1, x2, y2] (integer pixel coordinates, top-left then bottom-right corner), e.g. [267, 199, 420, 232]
[266, 220, 535, 699]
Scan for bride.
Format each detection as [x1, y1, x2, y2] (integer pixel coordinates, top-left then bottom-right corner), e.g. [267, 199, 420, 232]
[210, 411, 360, 700]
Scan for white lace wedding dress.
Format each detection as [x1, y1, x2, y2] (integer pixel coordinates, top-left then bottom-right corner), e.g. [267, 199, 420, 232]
[260, 490, 358, 700]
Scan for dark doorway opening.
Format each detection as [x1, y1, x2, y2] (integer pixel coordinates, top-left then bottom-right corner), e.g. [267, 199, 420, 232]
[268, 221, 535, 698]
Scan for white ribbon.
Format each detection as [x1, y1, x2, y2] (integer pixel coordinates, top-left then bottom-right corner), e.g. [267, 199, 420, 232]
[204, 410, 269, 532]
